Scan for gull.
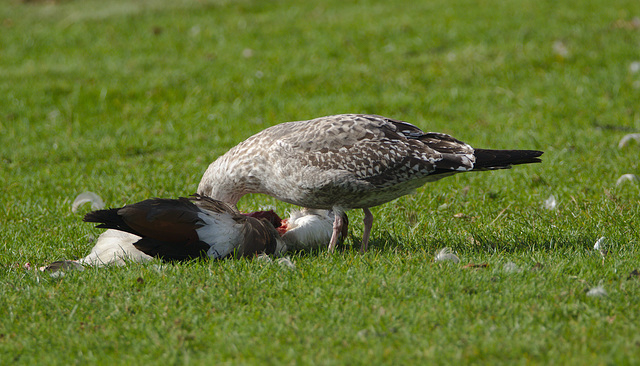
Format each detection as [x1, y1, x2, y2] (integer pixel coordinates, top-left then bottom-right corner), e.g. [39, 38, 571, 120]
[198, 114, 543, 252]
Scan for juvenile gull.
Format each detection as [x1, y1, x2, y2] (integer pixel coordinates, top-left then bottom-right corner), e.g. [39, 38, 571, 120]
[198, 114, 543, 252]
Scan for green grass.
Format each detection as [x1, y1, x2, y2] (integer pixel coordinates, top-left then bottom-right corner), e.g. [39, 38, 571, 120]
[1, 0, 640, 364]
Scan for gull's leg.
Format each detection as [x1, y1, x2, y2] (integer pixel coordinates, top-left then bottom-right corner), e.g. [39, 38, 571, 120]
[327, 211, 344, 253]
[360, 208, 373, 253]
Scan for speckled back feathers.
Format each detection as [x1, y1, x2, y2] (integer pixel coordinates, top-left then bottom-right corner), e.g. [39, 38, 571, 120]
[198, 114, 541, 210]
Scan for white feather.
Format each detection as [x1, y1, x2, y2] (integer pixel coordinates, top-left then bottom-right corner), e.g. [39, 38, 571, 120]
[586, 285, 607, 297]
[616, 173, 639, 186]
[277, 257, 296, 270]
[196, 210, 244, 259]
[618, 133, 640, 149]
[594, 236, 607, 251]
[434, 247, 460, 263]
[71, 191, 105, 213]
[281, 209, 335, 251]
[79, 229, 151, 266]
[544, 194, 557, 210]
[503, 261, 522, 273]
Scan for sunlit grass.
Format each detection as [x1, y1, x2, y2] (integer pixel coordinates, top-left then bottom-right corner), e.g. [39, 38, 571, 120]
[1, 0, 639, 364]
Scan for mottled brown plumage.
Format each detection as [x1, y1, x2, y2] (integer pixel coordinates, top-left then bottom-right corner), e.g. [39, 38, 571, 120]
[198, 114, 543, 252]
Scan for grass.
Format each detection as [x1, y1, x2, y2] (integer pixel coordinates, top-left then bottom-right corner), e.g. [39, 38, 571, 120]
[1, 0, 640, 364]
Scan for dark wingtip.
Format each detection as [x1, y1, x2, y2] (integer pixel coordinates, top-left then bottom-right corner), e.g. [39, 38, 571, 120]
[83, 207, 135, 233]
[83, 208, 120, 223]
[474, 149, 544, 169]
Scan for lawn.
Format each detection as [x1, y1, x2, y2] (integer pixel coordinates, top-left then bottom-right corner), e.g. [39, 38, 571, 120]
[1, 0, 640, 364]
